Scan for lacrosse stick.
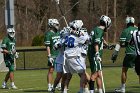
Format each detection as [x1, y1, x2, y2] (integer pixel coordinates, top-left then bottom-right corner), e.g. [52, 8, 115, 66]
[99, 62, 105, 93]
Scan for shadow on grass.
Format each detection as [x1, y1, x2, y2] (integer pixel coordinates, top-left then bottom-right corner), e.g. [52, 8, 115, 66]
[127, 86, 140, 88]
[24, 89, 48, 92]
[107, 91, 140, 93]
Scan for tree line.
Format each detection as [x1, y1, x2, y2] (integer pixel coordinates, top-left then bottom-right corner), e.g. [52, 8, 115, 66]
[0, 0, 140, 46]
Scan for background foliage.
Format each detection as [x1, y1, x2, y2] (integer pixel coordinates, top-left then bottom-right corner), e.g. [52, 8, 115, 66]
[0, 0, 140, 46]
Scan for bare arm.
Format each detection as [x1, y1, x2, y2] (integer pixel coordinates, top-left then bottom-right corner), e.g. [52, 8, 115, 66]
[46, 46, 51, 56]
[94, 43, 99, 52]
[1, 49, 9, 54]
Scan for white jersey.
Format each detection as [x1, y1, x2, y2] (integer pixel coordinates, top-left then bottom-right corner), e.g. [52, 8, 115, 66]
[64, 34, 87, 57]
[131, 30, 140, 55]
[79, 30, 89, 55]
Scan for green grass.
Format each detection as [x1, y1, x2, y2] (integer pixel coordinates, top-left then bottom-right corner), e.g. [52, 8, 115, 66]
[0, 47, 139, 92]
[0, 67, 140, 93]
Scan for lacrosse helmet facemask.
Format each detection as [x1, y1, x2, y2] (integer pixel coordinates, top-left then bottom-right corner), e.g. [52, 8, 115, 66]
[48, 19, 60, 31]
[7, 28, 15, 38]
[100, 15, 111, 29]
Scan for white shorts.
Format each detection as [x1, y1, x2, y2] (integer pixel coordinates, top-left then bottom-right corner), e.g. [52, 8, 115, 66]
[63, 56, 86, 74]
[79, 54, 86, 69]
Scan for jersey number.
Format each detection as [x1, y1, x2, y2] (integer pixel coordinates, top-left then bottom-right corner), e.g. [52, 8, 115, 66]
[65, 36, 75, 48]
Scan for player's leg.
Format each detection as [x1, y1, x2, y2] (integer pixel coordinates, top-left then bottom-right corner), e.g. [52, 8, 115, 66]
[47, 66, 54, 91]
[78, 71, 87, 93]
[78, 55, 90, 93]
[89, 56, 103, 93]
[2, 72, 10, 89]
[115, 54, 136, 92]
[121, 67, 128, 86]
[9, 64, 17, 89]
[51, 63, 63, 92]
[97, 71, 104, 93]
[62, 59, 73, 93]
[135, 55, 140, 84]
[89, 72, 98, 93]
[61, 73, 72, 93]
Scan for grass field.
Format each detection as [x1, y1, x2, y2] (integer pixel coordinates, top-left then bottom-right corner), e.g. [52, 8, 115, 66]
[0, 67, 140, 93]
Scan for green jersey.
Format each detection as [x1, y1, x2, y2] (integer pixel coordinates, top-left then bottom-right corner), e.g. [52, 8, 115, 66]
[88, 26, 104, 56]
[1, 36, 16, 62]
[119, 26, 138, 54]
[44, 30, 60, 57]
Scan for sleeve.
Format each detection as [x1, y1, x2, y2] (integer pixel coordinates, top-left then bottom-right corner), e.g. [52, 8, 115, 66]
[94, 29, 103, 44]
[1, 38, 7, 49]
[119, 30, 127, 42]
[44, 32, 51, 47]
[119, 30, 127, 47]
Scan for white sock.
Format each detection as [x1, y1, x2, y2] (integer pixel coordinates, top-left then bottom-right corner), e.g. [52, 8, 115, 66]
[58, 83, 61, 87]
[90, 90, 94, 93]
[63, 88, 68, 93]
[98, 88, 103, 93]
[121, 84, 125, 89]
[84, 87, 89, 92]
[3, 81, 6, 85]
[11, 82, 15, 86]
[48, 83, 52, 88]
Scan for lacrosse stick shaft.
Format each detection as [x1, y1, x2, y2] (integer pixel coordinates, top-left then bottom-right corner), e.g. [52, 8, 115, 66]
[99, 62, 105, 93]
[57, 3, 68, 27]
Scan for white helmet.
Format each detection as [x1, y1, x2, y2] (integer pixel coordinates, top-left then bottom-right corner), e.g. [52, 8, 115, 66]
[7, 28, 15, 38]
[100, 15, 111, 28]
[69, 20, 83, 31]
[126, 17, 135, 24]
[48, 19, 59, 30]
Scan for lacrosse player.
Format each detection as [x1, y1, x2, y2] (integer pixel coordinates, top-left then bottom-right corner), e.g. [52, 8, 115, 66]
[44, 19, 61, 92]
[50, 26, 71, 92]
[88, 15, 111, 93]
[112, 17, 138, 93]
[61, 20, 89, 93]
[130, 22, 140, 84]
[1, 28, 17, 89]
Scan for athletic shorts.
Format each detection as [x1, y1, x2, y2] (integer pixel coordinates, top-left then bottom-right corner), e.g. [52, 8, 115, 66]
[88, 56, 102, 73]
[135, 55, 140, 75]
[55, 63, 63, 72]
[5, 61, 14, 72]
[123, 54, 136, 68]
[63, 56, 85, 74]
[79, 54, 86, 69]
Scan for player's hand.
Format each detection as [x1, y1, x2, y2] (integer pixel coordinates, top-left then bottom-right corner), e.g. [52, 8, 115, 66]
[107, 44, 115, 50]
[111, 50, 118, 63]
[53, 41, 61, 50]
[15, 52, 19, 59]
[95, 52, 102, 62]
[9, 49, 16, 55]
[48, 55, 54, 66]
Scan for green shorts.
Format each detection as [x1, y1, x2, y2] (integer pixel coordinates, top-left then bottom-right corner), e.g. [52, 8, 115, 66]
[5, 61, 14, 72]
[88, 56, 102, 73]
[123, 54, 136, 68]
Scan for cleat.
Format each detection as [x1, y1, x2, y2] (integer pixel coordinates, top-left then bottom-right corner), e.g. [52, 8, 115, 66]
[115, 88, 125, 93]
[11, 85, 18, 89]
[56, 86, 61, 91]
[2, 84, 9, 89]
[56, 83, 61, 91]
[50, 88, 55, 93]
[48, 87, 52, 92]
